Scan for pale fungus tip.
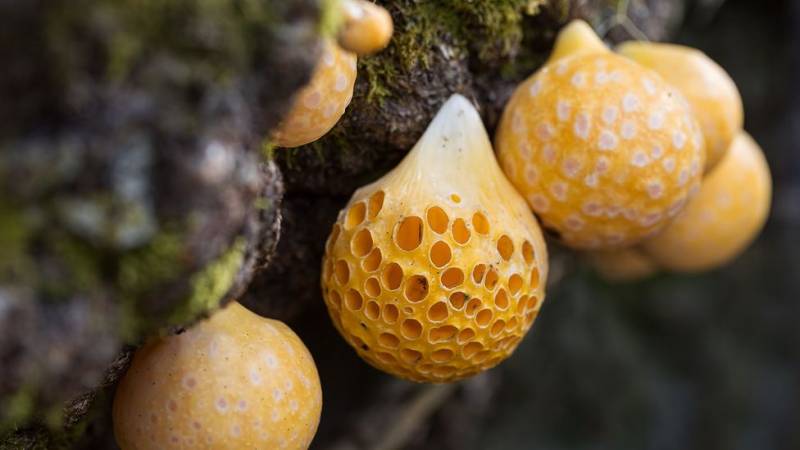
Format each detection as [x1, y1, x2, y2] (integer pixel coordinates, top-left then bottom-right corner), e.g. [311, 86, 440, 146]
[547, 19, 609, 64]
[339, 0, 394, 56]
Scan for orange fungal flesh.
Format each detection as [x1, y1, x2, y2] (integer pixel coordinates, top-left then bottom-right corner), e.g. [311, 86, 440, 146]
[271, 40, 357, 148]
[496, 23, 705, 250]
[321, 95, 548, 383]
[642, 132, 772, 272]
[113, 302, 322, 450]
[617, 42, 743, 172]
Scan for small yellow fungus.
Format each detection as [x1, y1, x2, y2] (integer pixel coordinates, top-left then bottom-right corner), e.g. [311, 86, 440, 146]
[113, 302, 322, 449]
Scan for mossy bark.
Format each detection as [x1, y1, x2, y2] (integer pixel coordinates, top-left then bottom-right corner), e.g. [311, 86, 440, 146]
[0, 0, 318, 437]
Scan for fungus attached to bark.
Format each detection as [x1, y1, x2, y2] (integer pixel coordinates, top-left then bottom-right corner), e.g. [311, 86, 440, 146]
[112, 302, 322, 449]
[271, 40, 357, 148]
[642, 132, 772, 272]
[338, 0, 394, 56]
[617, 41, 743, 172]
[495, 20, 705, 250]
[321, 95, 548, 383]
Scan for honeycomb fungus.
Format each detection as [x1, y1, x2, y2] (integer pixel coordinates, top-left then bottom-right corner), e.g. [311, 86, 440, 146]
[271, 39, 357, 148]
[495, 21, 705, 250]
[321, 95, 548, 383]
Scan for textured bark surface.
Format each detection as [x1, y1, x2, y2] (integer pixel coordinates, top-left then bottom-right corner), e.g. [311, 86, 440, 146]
[0, 0, 317, 436]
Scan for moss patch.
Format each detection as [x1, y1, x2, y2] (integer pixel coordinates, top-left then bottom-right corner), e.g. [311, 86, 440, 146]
[169, 237, 246, 324]
[362, 0, 547, 102]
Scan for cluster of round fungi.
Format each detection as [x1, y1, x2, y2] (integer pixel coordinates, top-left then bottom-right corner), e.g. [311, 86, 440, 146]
[496, 21, 705, 250]
[323, 189, 544, 382]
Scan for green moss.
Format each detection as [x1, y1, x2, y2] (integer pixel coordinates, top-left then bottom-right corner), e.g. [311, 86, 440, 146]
[319, 0, 344, 38]
[169, 237, 246, 325]
[361, 0, 546, 102]
[2, 390, 34, 428]
[0, 202, 34, 284]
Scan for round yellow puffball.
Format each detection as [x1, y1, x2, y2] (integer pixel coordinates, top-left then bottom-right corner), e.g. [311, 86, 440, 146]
[113, 302, 322, 450]
[496, 50, 705, 250]
[642, 132, 772, 272]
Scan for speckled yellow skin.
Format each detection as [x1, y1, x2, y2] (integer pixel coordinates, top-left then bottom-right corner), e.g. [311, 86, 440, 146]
[618, 42, 743, 172]
[113, 302, 322, 450]
[321, 95, 548, 383]
[496, 21, 705, 250]
[586, 247, 659, 282]
[642, 132, 772, 272]
[271, 40, 357, 148]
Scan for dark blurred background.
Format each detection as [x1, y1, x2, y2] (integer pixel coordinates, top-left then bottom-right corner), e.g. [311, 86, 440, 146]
[298, 1, 800, 448]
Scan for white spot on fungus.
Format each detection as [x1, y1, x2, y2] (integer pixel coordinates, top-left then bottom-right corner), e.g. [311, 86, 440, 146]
[574, 112, 591, 140]
[622, 92, 640, 112]
[529, 79, 543, 96]
[536, 122, 555, 141]
[557, 100, 571, 121]
[333, 73, 347, 92]
[571, 72, 587, 88]
[648, 111, 665, 130]
[662, 157, 676, 172]
[631, 150, 650, 168]
[549, 182, 567, 201]
[673, 131, 687, 149]
[542, 144, 556, 164]
[621, 121, 636, 140]
[303, 90, 321, 108]
[530, 194, 550, 212]
[602, 106, 618, 125]
[598, 130, 618, 151]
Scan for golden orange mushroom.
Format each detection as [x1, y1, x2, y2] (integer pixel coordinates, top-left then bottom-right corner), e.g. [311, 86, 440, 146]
[321, 95, 548, 382]
[271, 40, 357, 148]
[496, 20, 705, 250]
[642, 131, 772, 272]
[113, 302, 322, 450]
[617, 41, 743, 171]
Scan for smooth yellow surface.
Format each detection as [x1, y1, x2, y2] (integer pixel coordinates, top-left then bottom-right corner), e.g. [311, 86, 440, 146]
[643, 132, 772, 272]
[497, 47, 705, 249]
[618, 41, 743, 171]
[113, 302, 322, 450]
[338, 0, 394, 56]
[321, 95, 548, 382]
[586, 247, 659, 282]
[271, 40, 357, 148]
